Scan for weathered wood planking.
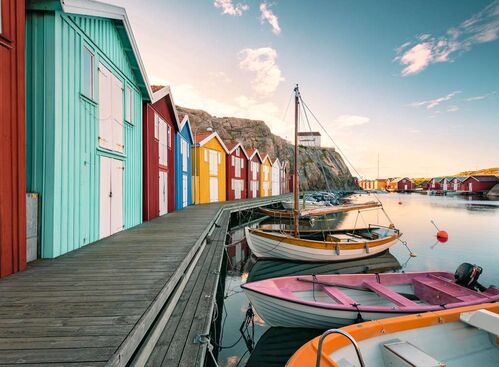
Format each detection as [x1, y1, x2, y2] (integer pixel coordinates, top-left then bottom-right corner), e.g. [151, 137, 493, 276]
[0, 195, 290, 365]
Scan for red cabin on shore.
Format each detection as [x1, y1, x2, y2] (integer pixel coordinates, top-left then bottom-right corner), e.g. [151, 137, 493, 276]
[429, 177, 444, 191]
[246, 148, 262, 199]
[388, 177, 415, 191]
[0, 0, 26, 278]
[226, 141, 249, 201]
[143, 86, 180, 220]
[460, 176, 499, 193]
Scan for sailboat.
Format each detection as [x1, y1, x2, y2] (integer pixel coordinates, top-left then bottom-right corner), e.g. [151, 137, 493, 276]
[245, 85, 401, 261]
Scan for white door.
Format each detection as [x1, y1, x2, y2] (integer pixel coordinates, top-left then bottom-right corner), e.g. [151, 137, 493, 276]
[234, 180, 242, 200]
[182, 174, 188, 207]
[404, 184, 408, 191]
[252, 181, 257, 197]
[210, 177, 219, 202]
[468, 182, 472, 192]
[99, 64, 123, 153]
[111, 159, 123, 234]
[100, 157, 123, 238]
[100, 157, 112, 239]
[159, 171, 168, 215]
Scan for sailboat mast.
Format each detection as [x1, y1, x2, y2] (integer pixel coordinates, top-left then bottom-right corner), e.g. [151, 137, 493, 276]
[293, 85, 300, 238]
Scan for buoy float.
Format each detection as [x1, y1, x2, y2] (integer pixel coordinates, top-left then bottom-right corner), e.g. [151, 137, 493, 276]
[398, 201, 402, 205]
[437, 230, 449, 241]
[431, 220, 448, 242]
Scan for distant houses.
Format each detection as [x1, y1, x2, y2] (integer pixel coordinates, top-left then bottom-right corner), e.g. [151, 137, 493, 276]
[359, 175, 499, 195]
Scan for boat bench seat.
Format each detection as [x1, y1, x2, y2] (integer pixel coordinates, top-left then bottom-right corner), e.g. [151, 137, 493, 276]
[413, 275, 487, 302]
[321, 285, 357, 305]
[460, 309, 499, 336]
[363, 281, 418, 307]
[382, 339, 445, 367]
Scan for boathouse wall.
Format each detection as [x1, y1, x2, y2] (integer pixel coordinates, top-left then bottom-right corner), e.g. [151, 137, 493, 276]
[175, 117, 193, 209]
[226, 143, 249, 201]
[143, 91, 176, 220]
[246, 150, 262, 199]
[26, 7, 148, 258]
[260, 155, 272, 197]
[271, 158, 281, 196]
[0, 0, 26, 277]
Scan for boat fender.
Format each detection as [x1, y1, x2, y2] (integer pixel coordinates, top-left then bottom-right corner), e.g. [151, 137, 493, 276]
[454, 263, 486, 292]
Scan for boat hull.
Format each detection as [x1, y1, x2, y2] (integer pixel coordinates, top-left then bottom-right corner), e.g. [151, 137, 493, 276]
[245, 287, 404, 328]
[245, 227, 399, 262]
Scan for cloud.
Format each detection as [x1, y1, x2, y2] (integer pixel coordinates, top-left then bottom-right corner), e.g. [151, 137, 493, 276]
[214, 0, 249, 16]
[395, 0, 499, 75]
[465, 91, 496, 101]
[447, 105, 459, 112]
[238, 47, 284, 97]
[410, 90, 462, 109]
[334, 115, 370, 129]
[260, 3, 281, 35]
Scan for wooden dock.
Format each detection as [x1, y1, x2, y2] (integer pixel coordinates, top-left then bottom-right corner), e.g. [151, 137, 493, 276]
[0, 196, 288, 366]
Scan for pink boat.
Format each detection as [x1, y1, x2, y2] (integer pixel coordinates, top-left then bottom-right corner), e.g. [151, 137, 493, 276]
[242, 264, 499, 328]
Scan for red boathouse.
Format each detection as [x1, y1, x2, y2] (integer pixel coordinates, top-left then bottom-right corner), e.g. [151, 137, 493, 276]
[0, 0, 26, 277]
[143, 86, 180, 220]
[460, 175, 499, 193]
[246, 148, 262, 199]
[226, 141, 249, 201]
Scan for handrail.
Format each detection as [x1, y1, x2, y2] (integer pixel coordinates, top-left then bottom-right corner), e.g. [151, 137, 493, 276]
[315, 329, 366, 367]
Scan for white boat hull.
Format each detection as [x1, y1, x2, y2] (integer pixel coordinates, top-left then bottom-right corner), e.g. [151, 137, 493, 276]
[245, 227, 398, 262]
[244, 288, 403, 328]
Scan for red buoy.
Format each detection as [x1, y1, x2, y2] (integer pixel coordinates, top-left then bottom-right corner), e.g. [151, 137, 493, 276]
[398, 201, 402, 205]
[437, 230, 448, 240]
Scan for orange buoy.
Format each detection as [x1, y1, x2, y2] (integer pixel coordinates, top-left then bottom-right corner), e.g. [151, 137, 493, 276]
[398, 201, 402, 205]
[437, 235, 448, 244]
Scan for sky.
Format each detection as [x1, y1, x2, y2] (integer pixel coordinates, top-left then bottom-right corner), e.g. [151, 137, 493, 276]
[106, 0, 499, 178]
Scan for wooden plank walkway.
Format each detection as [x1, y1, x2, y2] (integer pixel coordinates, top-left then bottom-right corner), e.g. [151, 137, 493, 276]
[0, 196, 288, 366]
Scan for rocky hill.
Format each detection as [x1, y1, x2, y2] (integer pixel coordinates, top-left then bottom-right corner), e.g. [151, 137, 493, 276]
[455, 167, 499, 177]
[178, 106, 357, 191]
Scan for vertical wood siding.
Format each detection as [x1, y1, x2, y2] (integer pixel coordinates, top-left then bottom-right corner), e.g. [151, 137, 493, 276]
[0, 0, 26, 277]
[175, 124, 192, 210]
[26, 11, 143, 258]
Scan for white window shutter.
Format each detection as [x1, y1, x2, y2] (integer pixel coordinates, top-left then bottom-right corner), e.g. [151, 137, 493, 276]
[204, 149, 208, 162]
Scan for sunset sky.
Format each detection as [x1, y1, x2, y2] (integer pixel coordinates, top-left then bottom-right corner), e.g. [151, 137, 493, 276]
[107, 0, 499, 178]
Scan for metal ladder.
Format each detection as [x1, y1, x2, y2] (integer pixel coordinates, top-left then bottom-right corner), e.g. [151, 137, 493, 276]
[316, 329, 366, 367]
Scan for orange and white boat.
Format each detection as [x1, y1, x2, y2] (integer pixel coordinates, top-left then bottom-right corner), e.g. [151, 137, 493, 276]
[287, 303, 499, 366]
[246, 85, 402, 262]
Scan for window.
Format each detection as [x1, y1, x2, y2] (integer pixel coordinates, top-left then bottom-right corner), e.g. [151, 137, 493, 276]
[154, 114, 159, 139]
[167, 125, 172, 148]
[125, 86, 133, 122]
[82, 47, 94, 99]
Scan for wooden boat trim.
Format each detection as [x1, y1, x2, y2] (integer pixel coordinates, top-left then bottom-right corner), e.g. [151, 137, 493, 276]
[287, 303, 499, 367]
[248, 228, 401, 251]
[301, 201, 382, 217]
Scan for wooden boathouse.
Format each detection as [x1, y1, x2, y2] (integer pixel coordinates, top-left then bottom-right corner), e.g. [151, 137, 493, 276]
[246, 148, 262, 199]
[192, 131, 228, 204]
[175, 112, 193, 209]
[260, 153, 273, 197]
[271, 157, 281, 196]
[226, 141, 249, 201]
[25, 0, 151, 258]
[143, 85, 179, 219]
[0, 0, 26, 277]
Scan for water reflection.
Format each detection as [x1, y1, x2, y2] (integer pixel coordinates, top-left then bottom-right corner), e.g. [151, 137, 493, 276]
[245, 251, 401, 282]
[217, 193, 499, 367]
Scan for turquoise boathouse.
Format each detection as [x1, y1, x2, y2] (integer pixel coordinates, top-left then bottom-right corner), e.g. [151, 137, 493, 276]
[175, 113, 193, 209]
[26, 0, 152, 258]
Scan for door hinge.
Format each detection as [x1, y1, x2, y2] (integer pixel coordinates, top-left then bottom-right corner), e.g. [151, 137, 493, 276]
[109, 191, 113, 198]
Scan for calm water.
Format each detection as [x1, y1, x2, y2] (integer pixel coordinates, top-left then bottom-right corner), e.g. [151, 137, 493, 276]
[216, 193, 499, 367]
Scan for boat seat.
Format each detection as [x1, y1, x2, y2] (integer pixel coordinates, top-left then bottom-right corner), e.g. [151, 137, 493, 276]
[381, 339, 446, 367]
[363, 281, 418, 307]
[320, 285, 357, 306]
[460, 309, 499, 336]
[413, 275, 488, 303]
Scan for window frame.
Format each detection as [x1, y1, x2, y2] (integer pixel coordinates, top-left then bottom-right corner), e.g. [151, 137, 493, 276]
[82, 45, 95, 100]
[125, 85, 133, 123]
[0, 0, 3, 35]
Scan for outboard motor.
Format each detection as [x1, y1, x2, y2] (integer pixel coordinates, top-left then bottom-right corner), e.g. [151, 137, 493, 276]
[455, 263, 486, 292]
